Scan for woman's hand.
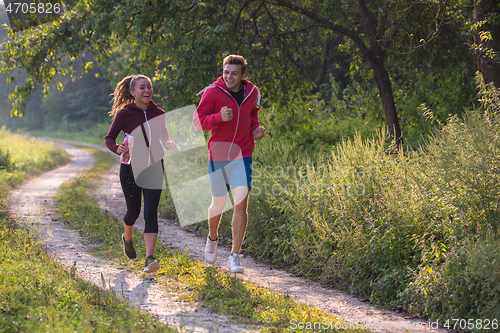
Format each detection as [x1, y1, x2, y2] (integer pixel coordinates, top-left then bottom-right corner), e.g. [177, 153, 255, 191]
[116, 143, 128, 154]
[164, 140, 177, 150]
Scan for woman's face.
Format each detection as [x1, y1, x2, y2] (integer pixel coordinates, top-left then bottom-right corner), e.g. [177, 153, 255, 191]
[130, 78, 153, 107]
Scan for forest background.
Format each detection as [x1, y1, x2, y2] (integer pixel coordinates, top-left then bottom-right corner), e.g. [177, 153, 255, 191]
[0, 0, 499, 327]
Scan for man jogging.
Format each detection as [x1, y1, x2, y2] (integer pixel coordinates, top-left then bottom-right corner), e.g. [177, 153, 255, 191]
[193, 54, 265, 273]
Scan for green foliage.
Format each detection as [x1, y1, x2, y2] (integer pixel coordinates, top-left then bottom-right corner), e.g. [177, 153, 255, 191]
[397, 107, 500, 320]
[258, 82, 380, 151]
[476, 70, 500, 116]
[210, 104, 500, 320]
[0, 0, 478, 158]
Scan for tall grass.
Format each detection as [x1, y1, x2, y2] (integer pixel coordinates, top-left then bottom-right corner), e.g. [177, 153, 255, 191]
[245, 109, 499, 323]
[193, 99, 500, 324]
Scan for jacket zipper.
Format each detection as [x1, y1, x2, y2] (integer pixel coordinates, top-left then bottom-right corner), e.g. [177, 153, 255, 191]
[143, 110, 152, 167]
[219, 85, 255, 161]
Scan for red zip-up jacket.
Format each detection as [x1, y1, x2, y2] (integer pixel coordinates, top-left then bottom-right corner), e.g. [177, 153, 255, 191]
[105, 101, 169, 166]
[193, 77, 260, 161]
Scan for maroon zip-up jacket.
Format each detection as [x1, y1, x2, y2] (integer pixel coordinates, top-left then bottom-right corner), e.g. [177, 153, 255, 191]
[105, 101, 169, 165]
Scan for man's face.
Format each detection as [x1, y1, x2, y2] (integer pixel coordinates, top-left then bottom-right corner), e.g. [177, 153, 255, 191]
[223, 64, 246, 92]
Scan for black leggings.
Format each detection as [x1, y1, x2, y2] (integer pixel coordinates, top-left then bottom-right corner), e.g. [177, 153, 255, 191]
[120, 163, 162, 233]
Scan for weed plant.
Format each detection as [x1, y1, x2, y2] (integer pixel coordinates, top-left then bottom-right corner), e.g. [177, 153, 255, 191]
[56, 147, 366, 332]
[244, 110, 500, 324]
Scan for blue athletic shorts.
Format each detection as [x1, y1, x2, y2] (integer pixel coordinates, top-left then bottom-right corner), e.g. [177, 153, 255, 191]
[208, 157, 253, 197]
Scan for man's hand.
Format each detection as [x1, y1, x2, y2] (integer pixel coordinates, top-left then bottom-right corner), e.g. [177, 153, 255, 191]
[253, 126, 265, 140]
[220, 106, 233, 121]
[164, 140, 177, 150]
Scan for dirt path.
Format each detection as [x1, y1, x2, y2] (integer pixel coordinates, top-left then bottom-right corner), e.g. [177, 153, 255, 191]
[10, 141, 448, 333]
[9, 144, 257, 333]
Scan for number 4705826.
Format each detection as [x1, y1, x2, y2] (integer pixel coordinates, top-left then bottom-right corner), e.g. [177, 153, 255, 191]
[5, 2, 61, 14]
[444, 319, 498, 330]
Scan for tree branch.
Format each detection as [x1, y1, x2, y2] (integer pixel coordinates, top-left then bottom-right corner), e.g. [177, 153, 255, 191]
[269, 0, 371, 60]
[270, 24, 323, 36]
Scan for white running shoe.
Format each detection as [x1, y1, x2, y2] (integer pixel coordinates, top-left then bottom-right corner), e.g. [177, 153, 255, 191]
[205, 236, 218, 264]
[228, 253, 244, 273]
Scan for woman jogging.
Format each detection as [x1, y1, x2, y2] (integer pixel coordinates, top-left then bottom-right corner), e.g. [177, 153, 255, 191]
[105, 74, 176, 273]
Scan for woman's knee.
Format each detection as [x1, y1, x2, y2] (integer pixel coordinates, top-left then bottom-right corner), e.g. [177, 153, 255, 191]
[123, 210, 140, 226]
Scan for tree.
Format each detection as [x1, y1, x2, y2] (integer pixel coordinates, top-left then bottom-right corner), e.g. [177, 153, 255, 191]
[264, 0, 451, 143]
[0, 0, 451, 144]
[473, 0, 500, 87]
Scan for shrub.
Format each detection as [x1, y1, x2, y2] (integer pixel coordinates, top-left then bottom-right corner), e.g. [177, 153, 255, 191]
[250, 108, 500, 316]
[0, 148, 11, 169]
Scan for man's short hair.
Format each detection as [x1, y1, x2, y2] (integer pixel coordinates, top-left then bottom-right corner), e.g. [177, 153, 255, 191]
[223, 55, 247, 75]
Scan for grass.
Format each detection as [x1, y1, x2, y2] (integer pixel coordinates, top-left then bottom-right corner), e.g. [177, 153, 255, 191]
[54, 146, 368, 332]
[0, 127, 70, 210]
[0, 128, 175, 332]
[28, 121, 112, 147]
[240, 109, 500, 325]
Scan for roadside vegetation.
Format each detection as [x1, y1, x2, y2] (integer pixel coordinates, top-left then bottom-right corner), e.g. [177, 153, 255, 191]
[29, 75, 500, 327]
[199, 76, 500, 326]
[0, 127, 69, 218]
[0, 129, 176, 332]
[55, 147, 366, 333]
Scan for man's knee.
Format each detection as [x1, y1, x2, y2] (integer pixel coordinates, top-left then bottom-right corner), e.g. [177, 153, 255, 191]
[233, 199, 248, 212]
[209, 196, 226, 215]
[232, 186, 249, 207]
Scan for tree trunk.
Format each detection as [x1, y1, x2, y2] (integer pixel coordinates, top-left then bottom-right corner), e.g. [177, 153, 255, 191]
[371, 59, 402, 145]
[474, 0, 500, 87]
[356, 0, 402, 145]
[312, 38, 330, 94]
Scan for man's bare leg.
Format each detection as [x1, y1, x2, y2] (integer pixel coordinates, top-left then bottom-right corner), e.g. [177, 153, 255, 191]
[231, 186, 249, 254]
[208, 194, 227, 240]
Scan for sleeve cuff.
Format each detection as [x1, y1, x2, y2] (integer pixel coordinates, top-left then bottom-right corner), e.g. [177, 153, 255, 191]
[213, 112, 223, 125]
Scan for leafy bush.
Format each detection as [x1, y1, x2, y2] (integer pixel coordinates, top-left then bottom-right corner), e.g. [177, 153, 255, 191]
[0, 147, 11, 169]
[259, 85, 378, 151]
